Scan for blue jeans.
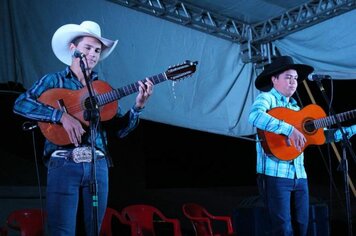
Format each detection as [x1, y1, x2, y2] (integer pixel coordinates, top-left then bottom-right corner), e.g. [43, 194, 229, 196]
[46, 156, 109, 236]
[257, 174, 309, 236]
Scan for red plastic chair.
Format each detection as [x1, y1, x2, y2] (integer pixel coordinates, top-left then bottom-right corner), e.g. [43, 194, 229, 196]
[182, 203, 235, 236]
[100, 207, 139, 236]
[1, 208, 46, 236]
[121, 204, 182, 236]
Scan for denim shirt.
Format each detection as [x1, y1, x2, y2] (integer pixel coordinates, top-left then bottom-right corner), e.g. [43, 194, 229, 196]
[13, 67, 142, 163]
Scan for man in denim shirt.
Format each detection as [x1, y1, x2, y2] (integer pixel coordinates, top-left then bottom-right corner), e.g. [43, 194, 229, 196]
[13, 21, 153, 235]
[248, 56, 356, 235]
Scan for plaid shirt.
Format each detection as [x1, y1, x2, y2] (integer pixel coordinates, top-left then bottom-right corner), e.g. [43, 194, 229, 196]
[13, 67, 142, 163]
[248, 88, 356, 179]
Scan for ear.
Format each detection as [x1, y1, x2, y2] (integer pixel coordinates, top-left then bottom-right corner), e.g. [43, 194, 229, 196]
[69, 44, 76, 56]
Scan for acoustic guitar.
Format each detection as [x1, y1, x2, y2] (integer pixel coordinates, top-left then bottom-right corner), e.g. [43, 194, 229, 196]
[37, 60, 198, 145]
[258, 104, 356, 161]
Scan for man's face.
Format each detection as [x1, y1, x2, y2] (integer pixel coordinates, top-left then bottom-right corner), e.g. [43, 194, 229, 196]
[75, 36, 102, 70]
[272, 69, 298, 97]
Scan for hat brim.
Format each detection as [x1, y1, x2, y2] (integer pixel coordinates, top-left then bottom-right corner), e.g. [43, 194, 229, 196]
[255, 64, 314, 92]
[51, 24, 118, 65]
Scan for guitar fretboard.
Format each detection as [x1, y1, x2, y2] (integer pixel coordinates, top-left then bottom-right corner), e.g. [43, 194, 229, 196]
[313, 109, 356, 129]
[96, 73, 167, 106]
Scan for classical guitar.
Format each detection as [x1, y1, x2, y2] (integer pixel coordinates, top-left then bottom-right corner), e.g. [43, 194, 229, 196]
[258, 104, 356, 161]
[37, 60, 198, 145]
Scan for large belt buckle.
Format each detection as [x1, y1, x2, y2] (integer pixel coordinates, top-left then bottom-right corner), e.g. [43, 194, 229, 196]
[72, 147, 92, 163]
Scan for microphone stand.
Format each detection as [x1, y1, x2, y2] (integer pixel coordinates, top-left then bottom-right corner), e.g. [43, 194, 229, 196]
[314, 78, 355, 236]
[79, 57, 100, 236]
[22, 122, 46, 230]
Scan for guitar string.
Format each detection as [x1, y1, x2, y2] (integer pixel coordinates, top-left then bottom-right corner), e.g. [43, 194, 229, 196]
[60, 75, 160, 114]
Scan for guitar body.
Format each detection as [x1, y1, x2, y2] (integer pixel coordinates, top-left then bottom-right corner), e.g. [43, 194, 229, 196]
[38, 80, 118, 145]
[258, 104, 327, 161]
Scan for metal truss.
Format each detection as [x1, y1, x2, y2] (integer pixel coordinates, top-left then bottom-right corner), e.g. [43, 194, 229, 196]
[107, 0, 356, 64]
[246, 0, 356, 64]
[107, 0, 249, 42]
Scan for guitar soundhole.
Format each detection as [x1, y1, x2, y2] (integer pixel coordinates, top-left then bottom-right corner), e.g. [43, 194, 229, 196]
[303, 119, 316, 134]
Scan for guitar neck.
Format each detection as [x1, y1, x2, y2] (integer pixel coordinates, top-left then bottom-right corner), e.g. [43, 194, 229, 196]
[96, 72, 167, 106]
[313, 109, 356, 129]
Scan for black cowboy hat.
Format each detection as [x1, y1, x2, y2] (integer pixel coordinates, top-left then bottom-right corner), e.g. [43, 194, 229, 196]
[255, 56, 314, 92]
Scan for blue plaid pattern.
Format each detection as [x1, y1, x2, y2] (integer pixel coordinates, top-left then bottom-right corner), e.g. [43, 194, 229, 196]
[13, 67, 142, 163]
[249, 88, 356, 179]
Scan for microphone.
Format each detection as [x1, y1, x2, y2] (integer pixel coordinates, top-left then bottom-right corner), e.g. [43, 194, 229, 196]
[307, 73, 331, 81]
[73, 50, 85, 59]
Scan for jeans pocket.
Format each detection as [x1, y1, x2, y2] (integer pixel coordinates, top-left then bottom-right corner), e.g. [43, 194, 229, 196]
[47, 157, 67, 173]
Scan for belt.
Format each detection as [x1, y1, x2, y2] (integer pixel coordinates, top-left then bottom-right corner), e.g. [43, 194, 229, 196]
[51, 147, 105, 163]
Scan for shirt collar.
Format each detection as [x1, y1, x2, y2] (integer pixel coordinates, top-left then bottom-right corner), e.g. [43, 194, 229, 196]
[270, 87, 297, 106]
[64, 66, 98, 81]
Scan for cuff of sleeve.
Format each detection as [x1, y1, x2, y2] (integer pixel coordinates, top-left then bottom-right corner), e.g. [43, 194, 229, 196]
[53, 110, 63, 123]
[286, 125, 294, 137]
[131, 105, 144, 115]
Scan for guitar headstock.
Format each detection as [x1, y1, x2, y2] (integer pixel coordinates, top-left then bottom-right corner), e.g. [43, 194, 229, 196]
[165, 60, 198, 81]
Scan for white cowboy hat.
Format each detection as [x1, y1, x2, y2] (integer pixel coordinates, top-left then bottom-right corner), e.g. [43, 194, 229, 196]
[51, 21, 118, 65]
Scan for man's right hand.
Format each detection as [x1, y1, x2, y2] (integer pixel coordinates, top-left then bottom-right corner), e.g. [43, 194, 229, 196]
[60, 113, 86, 146]
[288, 128, 306, 152]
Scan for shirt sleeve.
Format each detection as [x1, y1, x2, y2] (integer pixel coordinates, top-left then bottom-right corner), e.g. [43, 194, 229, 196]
[248, 93, 294, 137]
[116, 105, 144, 138]
[13, 74, 63, 123]
[327, 125, 356, 143]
